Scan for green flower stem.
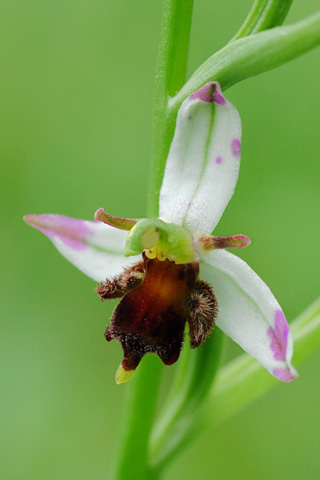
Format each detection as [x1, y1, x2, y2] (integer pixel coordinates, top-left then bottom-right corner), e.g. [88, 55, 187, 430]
[232, 0, 293, 41]
[147, 0, 194, 217]
[150, 297, 320, 470]
[109, 357, 163, 480]
[110, 1, 194, 479]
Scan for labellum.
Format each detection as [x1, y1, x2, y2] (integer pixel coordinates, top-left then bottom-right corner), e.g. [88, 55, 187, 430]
[97, 252, 217, 384]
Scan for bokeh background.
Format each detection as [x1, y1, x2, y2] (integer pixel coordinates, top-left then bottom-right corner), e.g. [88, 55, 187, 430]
[1, 1, 320, 479]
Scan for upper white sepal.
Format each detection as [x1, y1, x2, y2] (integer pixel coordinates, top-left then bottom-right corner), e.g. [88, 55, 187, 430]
[159, 82, 241, 234]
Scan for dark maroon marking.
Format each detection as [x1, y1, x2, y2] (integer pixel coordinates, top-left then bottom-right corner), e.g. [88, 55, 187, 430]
[104, 253, 200, 372]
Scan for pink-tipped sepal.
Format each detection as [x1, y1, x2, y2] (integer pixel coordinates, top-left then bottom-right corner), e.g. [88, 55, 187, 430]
[268, 310, 298, 382]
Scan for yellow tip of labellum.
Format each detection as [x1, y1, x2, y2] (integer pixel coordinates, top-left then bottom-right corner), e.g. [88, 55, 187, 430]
[115, 364, 135, 384]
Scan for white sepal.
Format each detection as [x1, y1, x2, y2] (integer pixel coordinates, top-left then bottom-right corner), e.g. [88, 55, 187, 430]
[200, 250, 297, 382]
[24, 214, 139, 282]
[159, 82, 241, 234]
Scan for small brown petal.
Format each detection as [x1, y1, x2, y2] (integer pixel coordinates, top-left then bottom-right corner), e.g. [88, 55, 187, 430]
[187, 280, 218, 348]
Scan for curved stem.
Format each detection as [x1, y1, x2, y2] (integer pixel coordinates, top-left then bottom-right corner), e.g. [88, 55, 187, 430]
[232, 0, 293, 41]
[171, 12, 320, 110]
[147, 12, 320, 215]
[109, 1, 194, 478]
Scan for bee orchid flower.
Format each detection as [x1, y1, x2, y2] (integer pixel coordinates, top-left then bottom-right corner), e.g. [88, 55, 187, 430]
[24, 82, 297, 384]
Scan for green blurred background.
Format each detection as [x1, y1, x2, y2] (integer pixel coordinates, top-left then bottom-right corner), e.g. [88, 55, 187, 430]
[1, 1, 320, 479]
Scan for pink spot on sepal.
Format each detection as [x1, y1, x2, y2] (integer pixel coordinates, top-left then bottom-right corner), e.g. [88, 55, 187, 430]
[216, 156, 223, 164]
[231, 138, 241, 157]
[267, 310, 289, 362]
